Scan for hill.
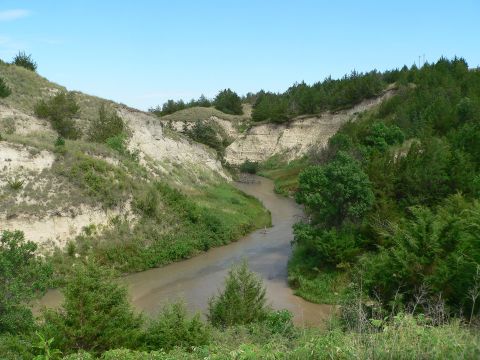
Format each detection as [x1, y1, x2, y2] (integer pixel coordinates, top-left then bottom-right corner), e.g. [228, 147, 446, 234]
[0, 61, 270, 272]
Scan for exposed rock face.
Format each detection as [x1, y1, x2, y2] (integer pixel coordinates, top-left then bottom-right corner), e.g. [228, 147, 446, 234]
[224, 90, 395, 164]
[118, 107, 229, 179]
[0, 104, 229, 249]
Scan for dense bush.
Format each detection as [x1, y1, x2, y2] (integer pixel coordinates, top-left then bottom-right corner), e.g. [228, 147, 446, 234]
[208, 261, 268, 327]
[291, 57, 480, 316]
[88, 105, 126, 143]
[182, 120, 225, 154]
[0, 77, 11, 98]
[214, 89, 243, 115]
[149, 94, 212, 116]
[296, 151, 374, 227]
[0, 231, 51, 334]
[143, 302, 210, 351]
[239, 160, 259, 174]
[12, 51, 37, 72]
[252, 70, 386, 123]
[34, 92, 81, 139]
[41, 261, 143, 355]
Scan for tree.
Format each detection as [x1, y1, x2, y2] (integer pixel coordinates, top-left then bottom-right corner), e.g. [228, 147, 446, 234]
[34, 92, 81, 139]
[214, 89, 243, 115]
[0, 230, 51, 334]
[13, 51, 37, 72]
[88, 105, 125, 143]
[296, 151, 374, 227]
[0, 77, 11, 98]
[208, 261, 268, 327]
[42, 261, 142, 354]
[143, 302, 210, 351]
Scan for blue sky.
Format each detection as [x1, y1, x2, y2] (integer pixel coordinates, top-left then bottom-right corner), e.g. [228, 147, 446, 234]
[1, 0, 479, 110]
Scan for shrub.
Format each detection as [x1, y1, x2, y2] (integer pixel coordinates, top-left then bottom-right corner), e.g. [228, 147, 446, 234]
[34, 92, 81, 139]
[363, 122, 405, 152]
[183, 120, 223, 153]
[0, 230, 51, 334]
[54, 137, 65, 147]
[293, 223, 360, 268]
[0, 77, 11, 98]
[214, 89, 243, 115]
[88, 105, 126, 143]
[296, 151, 374, 227]
[239, 160, 259, 174]
[12, 51, 37, 72]
[143, 302, 210, 351]
[208, 261, 268, 327]
[41, 261, 143, 354]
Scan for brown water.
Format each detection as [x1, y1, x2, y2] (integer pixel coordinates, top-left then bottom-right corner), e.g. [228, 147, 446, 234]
[38, 176, 333, 326]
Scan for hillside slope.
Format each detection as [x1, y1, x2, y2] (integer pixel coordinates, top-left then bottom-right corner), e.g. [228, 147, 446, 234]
[225, 88, 396, 164]
[0, 63, 269, 263]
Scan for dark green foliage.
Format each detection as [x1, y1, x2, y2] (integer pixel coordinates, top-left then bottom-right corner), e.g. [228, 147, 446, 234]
[0, 231, 51, 334]
[252, 92, 289, 123]
[214, 89, 243, 115]
[88, 105, 126, 143]
[292, 57, 480, 314]
[0, 77, 11, 98]
[54, 136, 65, 147]
[293, 223, 360, 268]
[149, 94, 212, 116]
[252, 71, 386, 122]
[34, 92, 81, 139]
[183, 120, 224, 154]
[12, 51, 37, 72]
[363, 122, 405, 152]
[239, 160, 259, 174]
[296, 152, 374, 227]
[143, 302, 210, 351]
[41, 262, 143, 355]
[361, 196, 480, 314]
[208, 261, 268, 327]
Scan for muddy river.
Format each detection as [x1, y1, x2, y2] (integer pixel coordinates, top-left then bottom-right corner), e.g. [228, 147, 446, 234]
[38, 176, 332, 326]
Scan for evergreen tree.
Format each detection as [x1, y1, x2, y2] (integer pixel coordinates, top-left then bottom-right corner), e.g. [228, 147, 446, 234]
[208, 261, 268, 327]
[214, 89, 243, 115]
[0, 77, 11, 98]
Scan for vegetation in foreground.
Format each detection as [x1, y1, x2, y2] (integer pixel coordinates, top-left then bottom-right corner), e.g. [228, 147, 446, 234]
[289, 58, 480, 317]
[1, 235, 479, 359]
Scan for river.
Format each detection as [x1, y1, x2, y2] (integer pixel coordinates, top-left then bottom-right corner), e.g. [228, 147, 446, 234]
[38, 176, 333, 326]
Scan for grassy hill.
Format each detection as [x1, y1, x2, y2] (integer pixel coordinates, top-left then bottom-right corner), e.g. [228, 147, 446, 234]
[0, 61, 270, 276]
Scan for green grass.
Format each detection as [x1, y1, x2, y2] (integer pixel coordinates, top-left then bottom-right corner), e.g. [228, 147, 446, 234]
[288, 242, 351, 304]
[161, 106, 248, 123]
[258, 155, 310, 196]
[52, 315, 480, 359]
[44, 145, 270, 276]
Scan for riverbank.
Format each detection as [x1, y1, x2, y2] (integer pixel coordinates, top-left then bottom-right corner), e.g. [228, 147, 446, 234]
[36, 176, 333, 326]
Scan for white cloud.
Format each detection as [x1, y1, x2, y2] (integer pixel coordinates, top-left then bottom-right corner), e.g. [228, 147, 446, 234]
[0, 9, 30, 22]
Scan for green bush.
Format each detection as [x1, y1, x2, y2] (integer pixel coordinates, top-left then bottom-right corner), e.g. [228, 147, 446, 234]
[143, 302, 210, 351]
[0, 230, 51, 335]
[239, 160, 259, 174]
[34, 92, 81, 139]
[41, 261, 143, 355]
[296, 151, 374, 227]
[363, 122, 405, 152]
[12, 51, 37, 72]
[183, 120, 224, 154]
[208, 261, 268, 327]
[0, 77, 11, 98]
[88, 105, 126, 143]
[214, 89, 243, 115]
[293, 223, 360, 268]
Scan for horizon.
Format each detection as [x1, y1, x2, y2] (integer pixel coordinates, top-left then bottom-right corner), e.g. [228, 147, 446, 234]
[1, 0, 479, 110]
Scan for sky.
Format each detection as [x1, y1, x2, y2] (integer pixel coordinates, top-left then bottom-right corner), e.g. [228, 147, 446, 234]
[0, 0, 479, 110]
